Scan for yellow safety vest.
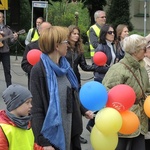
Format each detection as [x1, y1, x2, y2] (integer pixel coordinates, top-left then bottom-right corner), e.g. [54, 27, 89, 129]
[30, 28, 40, 42]
[87, 24, 100, 57]
[0, 123, 34, 150]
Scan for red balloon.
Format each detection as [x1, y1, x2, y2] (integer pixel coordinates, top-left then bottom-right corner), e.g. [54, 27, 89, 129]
[106, 84, 136, 112]
[27, 49, 42, 65]
[93, 52, 107, 66]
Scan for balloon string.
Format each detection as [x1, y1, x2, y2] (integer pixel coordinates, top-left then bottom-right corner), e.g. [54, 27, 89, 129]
[81, 76, 94, 81]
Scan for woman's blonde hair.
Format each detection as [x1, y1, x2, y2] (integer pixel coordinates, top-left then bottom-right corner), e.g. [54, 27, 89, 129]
[123, 34, 147, 54]
[39, 26, 69, 54]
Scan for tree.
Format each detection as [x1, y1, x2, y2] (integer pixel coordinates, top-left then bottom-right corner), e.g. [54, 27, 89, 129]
[106, 0, 133, 31]
[81, 0, 107, 25]
[28, 0, 107, 26]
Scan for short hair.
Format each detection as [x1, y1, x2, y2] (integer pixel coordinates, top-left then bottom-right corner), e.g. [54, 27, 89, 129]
[99, 24, 114, 44]
[36, 17, 44, 22]
[116, 24, 128, 41]
[123, 34, 147, 54]
[94, 10, 105, 22]
[39, 26, 68, 54]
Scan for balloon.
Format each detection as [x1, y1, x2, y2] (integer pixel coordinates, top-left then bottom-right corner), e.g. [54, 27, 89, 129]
[107, 84, 136, 111]
[119, 110, 140, 135]
[93, 51, 107, 66]
[27, 49, 42, 65]
[90, 125, 118, 150]
[144, 96, 150, 117]
[95, 107, 122, 135]
[79, 81, 108, 111]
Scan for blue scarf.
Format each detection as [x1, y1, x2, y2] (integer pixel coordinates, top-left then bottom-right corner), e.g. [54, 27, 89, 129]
[41, 53, 78, 150]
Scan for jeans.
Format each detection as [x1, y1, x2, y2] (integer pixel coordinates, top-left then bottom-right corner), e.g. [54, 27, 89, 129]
[0, 52, 11, 87]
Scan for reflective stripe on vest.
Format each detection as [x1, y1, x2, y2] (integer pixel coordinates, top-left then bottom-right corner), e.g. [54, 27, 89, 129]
[31, 28, 39, 42]
[0, 123, 34, 150]
[87, 24, 100, 57]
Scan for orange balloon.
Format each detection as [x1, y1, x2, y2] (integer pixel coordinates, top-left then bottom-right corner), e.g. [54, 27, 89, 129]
[119, 110, 140, 135]
[144, 96, 150, 117]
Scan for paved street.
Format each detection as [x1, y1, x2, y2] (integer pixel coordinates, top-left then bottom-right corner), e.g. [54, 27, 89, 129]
[0, 55, 94, 150]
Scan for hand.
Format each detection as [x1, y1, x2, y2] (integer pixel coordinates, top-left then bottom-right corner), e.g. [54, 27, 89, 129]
[0, 31, 4, 35]
[85, 110, 94, 119]
[43, 146, 55, 150]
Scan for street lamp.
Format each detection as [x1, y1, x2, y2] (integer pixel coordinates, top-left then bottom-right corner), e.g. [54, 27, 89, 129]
[75, 11, 79, 26]
[144, 0, 147, 36]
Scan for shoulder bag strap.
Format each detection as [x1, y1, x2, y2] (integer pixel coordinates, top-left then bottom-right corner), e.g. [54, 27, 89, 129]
[120, 62, 146, 99]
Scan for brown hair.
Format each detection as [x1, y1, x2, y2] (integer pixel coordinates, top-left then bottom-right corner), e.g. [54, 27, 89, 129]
[68, 25, 84, 53]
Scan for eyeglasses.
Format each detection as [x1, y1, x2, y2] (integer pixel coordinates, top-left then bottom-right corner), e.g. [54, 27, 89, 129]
[98, 16, 106, 19]
[107, 31, 115, 35]
[61, 40, 68, 44]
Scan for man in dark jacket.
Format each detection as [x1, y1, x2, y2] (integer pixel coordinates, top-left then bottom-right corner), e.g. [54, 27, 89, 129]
[21, 22, 51, 89]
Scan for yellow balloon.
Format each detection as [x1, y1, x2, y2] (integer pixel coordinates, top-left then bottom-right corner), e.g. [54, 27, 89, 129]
[95, 107, 122, 134]
[90, 126, 118, 150]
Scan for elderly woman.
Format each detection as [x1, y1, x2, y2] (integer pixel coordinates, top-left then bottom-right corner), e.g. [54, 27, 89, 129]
[30, 26, 82, 150]
[102, 34, 150, 150]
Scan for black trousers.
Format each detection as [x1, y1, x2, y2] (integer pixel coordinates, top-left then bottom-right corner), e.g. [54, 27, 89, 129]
[0, 52, 11, 87]
[116, 134, 145, 150]
[71, 134, 81, 150]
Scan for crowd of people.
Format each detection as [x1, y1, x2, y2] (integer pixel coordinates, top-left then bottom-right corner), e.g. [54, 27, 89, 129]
[0, 9, 150, 150]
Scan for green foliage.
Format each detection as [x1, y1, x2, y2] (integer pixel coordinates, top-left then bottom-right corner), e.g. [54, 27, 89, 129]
[80, 0, 107, 25]
[20, 0, 31, 31]
[48, 1, 90, 34]
[106, 0, 133, 31]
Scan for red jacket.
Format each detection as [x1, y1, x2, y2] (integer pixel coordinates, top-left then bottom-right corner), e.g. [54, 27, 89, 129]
[0, 110, 17, 150]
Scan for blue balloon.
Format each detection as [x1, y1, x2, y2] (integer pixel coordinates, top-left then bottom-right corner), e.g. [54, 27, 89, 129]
[79, 81, 108, 111]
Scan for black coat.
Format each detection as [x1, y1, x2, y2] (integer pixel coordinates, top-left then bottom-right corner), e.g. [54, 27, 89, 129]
[21, 40, 40, 88]
[30, 60, 83, 148]
[21, 40, 40, 74]
[65, 48, 95, 86]
[94, 43, 118, 83]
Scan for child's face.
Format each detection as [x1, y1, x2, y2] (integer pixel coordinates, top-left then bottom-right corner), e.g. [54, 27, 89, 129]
[11, 98, 32, 117]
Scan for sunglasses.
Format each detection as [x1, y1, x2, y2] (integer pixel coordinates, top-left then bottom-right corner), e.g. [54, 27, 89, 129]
[107, 31, 115, 35]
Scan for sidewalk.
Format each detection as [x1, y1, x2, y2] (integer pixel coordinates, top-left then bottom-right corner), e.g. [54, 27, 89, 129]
[0, 55, 94, 150]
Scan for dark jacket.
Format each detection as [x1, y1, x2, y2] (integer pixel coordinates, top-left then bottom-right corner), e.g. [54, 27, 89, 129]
[94, 43, 118, 82]
[115, 42, 125, 60]
[21, 40, 40, 88]
[0, 25, 15, 53]
[30, 60, 83, 148]
[65, 48, 95, 86]
[21, 40, 40, 74]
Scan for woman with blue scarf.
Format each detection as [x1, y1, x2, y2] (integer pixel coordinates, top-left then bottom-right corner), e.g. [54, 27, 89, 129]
[30, 26, 83, 150]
